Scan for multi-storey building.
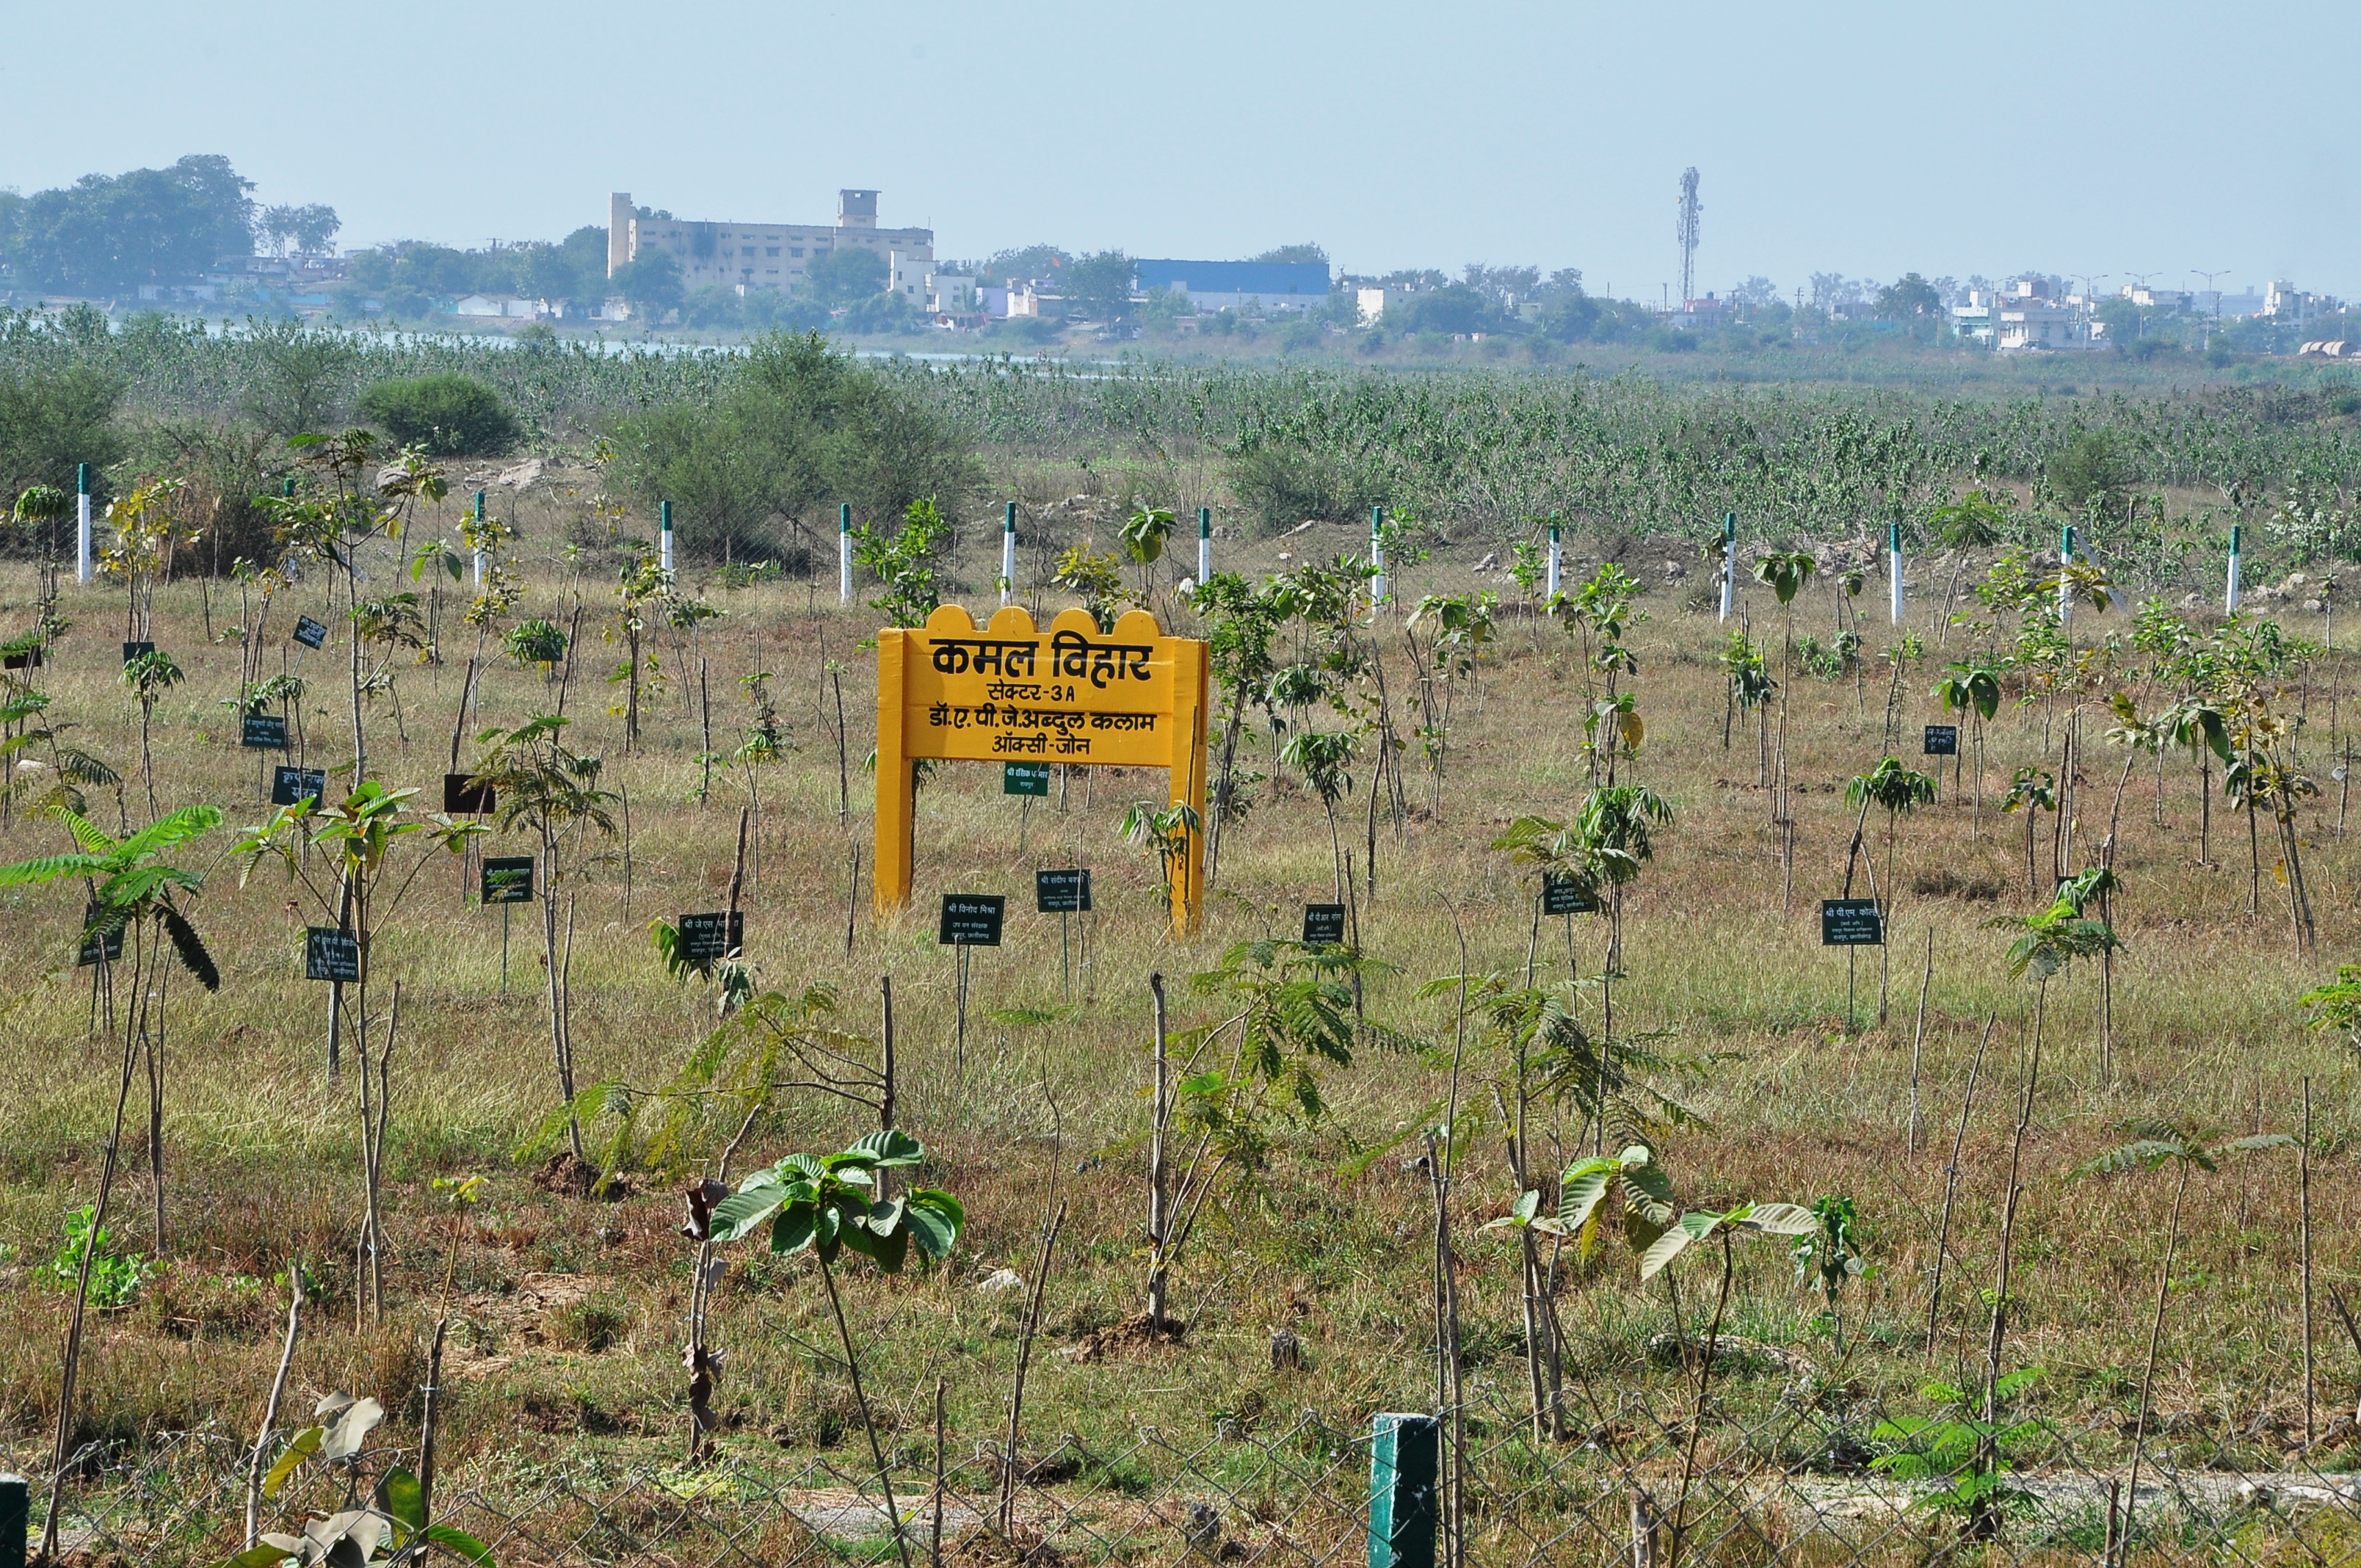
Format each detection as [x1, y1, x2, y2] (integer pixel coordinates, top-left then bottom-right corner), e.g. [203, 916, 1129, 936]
[606, 189, 934, 297]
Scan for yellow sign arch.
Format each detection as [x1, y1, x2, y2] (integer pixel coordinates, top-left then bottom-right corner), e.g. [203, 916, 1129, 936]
[874, 604, 1208, 933]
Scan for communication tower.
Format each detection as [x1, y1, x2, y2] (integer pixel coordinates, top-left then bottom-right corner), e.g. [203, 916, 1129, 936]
[1676, 167, 1701, 306]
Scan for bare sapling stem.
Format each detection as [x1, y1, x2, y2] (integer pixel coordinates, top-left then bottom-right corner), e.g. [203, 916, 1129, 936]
[819, 1252, 914, 1568]
[2303, 1078, 2316, 1447]
[932, 1376, 946, 1568]
[2119, 1161, 2191, 1561]
[244, 1266, 304, 1547]
[1666, 1230, 1736, 1568]
[43, 985, 143, 1559]
[1907, 930, 1934, 1157]
[999, 1199, 1066, 1536]
[1146, 973, 1171, 1331]
[1926, 1014, 1994, 1357]
[1984, 1006, 2042, 1425]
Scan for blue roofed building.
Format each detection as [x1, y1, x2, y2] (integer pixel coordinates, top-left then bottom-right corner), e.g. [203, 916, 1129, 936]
[1134, 258, 1330, 313]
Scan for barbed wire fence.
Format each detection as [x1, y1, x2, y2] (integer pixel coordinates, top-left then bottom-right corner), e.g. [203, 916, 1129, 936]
[11, 1362, 2361, 1567]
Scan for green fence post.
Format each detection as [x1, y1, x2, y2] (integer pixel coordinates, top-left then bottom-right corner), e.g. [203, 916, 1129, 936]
[1368, 1412, 1438, 1568]
[0, 1473, 26, 1568]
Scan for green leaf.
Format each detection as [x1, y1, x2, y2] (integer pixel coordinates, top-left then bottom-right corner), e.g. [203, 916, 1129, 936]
[378, 1464, 425, 1532]
[847, 1127, 924, 1166]
[861, 1220, 913, 1274]
[1557, 1161, 1614, 1231]
[319, 1395, 384, 1460]
[1639, 1214, 1716, 1280]
[206, 1546, 301, 1568]
[261, 1426, 324, 1498]
[708, 1188, 785, 1242]
[117, 804, 224, 862]
[768, 1203, 816, 1255]
[0, 852, 108, 887]
[903, 1190, 963, 1260]
[1738, 1202, 1818, 1236]
[422, 1524, 498, 1565]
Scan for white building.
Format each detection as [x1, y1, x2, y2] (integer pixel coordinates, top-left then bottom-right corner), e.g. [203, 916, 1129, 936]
[1951, 290, 1995, 344]
[929, 274, 978, 314]
[451, 295, 554, 320]
[1357, 286, 1424, 322]
[1136, 259, 1329, 313]
[609, 189, 932, 297]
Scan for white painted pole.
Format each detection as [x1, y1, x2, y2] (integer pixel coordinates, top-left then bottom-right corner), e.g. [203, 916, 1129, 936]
[839, 502, 853, 605]
[1369, 504, 1387, 606]
[1718, 512, 1736, 623]
[1888, 522, 1904, 625]
[2227, 523, 2243, 614]
[76, 463, 91, 585]
[473, 490, 487, 586]
[1545, 520, 1562, 600]
[1197, 507, 1211, 587]
[659, 498, 673, 574]
[1001, 501, 1017, 608]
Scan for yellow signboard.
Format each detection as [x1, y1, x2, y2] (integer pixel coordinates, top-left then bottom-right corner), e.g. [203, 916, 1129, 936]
[876, 604, 1208, 932]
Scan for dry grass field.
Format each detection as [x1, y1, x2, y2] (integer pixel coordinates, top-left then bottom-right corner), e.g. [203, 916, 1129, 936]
[1, 494, 2357, 1556]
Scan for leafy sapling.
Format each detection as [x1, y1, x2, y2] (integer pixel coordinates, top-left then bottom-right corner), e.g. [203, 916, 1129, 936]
[710, 1131, 961, 1568]
[1791, 1194, 1872, 1353]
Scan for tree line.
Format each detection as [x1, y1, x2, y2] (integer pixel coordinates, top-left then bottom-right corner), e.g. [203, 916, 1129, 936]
[4, 309, 2361, 586]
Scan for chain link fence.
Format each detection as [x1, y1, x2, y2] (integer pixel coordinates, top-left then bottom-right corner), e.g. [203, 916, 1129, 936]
[15, 1370, 2361, 1567]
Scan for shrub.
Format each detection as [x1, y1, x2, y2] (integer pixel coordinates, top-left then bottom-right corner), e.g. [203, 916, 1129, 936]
[1225, 442, 1380, 534]
[356, 372, 520, 455]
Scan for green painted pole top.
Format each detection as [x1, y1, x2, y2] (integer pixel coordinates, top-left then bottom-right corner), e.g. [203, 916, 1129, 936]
[2232, 523, 2243, 551]
[1889, 522, 1901, 551]
[1548, 519, 1559, 540]
[2062, 523, 2075, 558]
[1371, 504, 1384, 531]
[1198, 506, 1211, 537]
[1723, 511, 1736, 540]
[1368, 1413, 1438, 1568]
[0, 1471, 24, 1568]
[281, 478, 294, 498]
[474, 490, 487, 520]
[840, 501, 852, 533]
[76, 462, 89, 494]
[1005, 501, 1017, 531]
[660, 498, 672, 530]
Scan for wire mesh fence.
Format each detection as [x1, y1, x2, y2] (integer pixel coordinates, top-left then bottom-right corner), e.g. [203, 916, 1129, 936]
[16, 1371, 2361, 1567]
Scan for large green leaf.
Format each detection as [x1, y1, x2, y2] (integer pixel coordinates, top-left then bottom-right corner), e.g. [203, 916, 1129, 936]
[767, 1202, 816, 1255]
[319, 1395, 385, 1461]
[377, 1464, 425, 1532]
[1735, 1202, 1818, 1236]
[812, 1202, 842, 1260]
[0, 852, 109, 886]
[261, 1426, 324, 1498]
[56, 808, 120, 857]
[117, 804, 224, 862]
[903, 1190, 963, 1260]
[206, 1545, 300, 1568]
[849, 1218, 911, 1273]
[1638, 1212, 1722, 1280]
[423, 1523, 498, 1565]
[708, 1187, 785, 1243]
[848, 1127, 924, 1167]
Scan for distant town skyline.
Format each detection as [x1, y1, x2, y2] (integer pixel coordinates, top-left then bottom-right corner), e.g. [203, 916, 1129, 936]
[4, 0, 2354, 302]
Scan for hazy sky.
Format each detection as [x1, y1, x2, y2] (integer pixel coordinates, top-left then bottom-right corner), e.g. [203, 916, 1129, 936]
[7, 0, 2356, 301]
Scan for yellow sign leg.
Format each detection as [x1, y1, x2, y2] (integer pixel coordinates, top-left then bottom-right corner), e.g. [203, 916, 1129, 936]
[1169, 637, 1208, 935]
[874, 628, 914, 914]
